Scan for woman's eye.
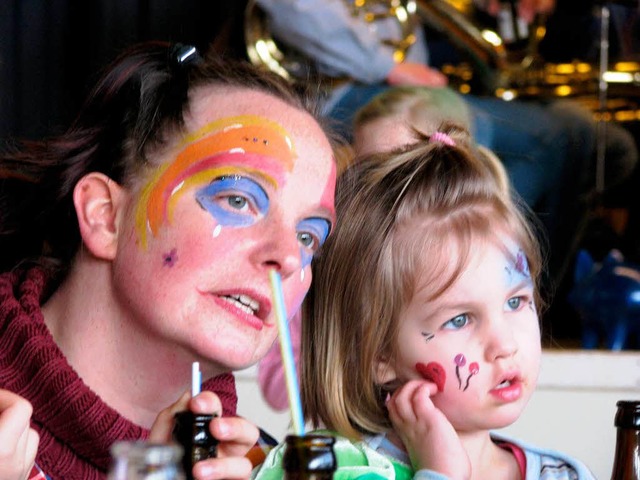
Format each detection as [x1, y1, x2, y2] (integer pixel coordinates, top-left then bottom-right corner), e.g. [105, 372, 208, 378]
[297, 231, 316, 249]
[443, 314, 469, 330]
[227, 195, 249, 211]
[506, 296, 523, 311]
[195, 176, 269, 228]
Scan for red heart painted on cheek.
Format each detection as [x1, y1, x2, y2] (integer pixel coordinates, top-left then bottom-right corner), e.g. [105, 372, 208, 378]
[416, 362, 446, 392]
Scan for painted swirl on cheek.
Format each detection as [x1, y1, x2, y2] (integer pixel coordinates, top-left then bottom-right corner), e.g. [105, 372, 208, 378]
[416, 362, 446, 392]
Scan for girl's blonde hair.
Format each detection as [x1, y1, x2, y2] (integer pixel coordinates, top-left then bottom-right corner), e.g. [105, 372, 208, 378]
[301, 122, 543, 439]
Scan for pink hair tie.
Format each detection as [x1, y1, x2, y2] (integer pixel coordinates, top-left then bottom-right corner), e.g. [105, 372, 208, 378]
[430, 131, 455, 146]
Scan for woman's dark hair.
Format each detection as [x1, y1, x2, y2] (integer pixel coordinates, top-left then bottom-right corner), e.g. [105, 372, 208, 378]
[0, 41, 320, 275]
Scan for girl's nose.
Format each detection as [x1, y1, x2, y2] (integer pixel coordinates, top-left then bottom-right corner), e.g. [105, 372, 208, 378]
[484, 320, 519, 362]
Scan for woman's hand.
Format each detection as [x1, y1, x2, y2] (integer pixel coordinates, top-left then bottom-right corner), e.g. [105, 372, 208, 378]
[150, 391, 259, 480]
[0, 390, 39, 480]
[386, 380, 470, 480]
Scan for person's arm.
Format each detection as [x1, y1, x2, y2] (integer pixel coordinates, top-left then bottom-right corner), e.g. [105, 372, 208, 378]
[256, 0, 396, 83]
[150, 391, 259, 480]
[257, 310, 302, 412]
[0, 389, 39, 480]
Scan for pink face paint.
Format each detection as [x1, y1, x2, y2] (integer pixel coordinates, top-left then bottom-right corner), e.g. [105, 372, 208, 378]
[319, 161, 337, 218]
[454, 353, 466, 389]
[416, 362, 446, 392]
[463, 362, 479, 391]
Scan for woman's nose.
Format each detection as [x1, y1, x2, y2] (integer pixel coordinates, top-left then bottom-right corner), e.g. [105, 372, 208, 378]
[253, 218, 302, 279]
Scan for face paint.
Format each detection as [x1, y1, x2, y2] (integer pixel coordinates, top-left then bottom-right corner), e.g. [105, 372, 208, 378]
[162, 248, 178, 267]
[421, 331, 435, 343]
[454, 353, 466, 389]
[296, 218, 331, 268]
[504, 248, 531, 284]
[416, 362, 446, 392]
[463, 362, 479, 391]
[135, 115, 296, 248]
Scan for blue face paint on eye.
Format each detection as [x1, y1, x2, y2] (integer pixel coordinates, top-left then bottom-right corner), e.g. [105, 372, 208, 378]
[195, 176, 269, 227]
[296, 217, 331, 268]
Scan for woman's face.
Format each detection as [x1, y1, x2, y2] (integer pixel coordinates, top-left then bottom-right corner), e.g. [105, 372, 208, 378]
[378, 236, 541, 433]
[114, 87, 336, 375]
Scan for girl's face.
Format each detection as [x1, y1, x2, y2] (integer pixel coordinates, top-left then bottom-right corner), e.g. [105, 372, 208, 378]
[113, 87, 336, 375]
[380, 236, 541, 433]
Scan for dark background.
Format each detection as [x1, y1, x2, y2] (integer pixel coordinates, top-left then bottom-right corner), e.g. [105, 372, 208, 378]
[0, 1, 249, 141]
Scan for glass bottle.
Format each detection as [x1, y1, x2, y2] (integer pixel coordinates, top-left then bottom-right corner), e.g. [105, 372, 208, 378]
[283, 434, 337, 480]
[611, 400, 640, 480]
[172, 411, 218, 480]
[108, 441, 184, 480]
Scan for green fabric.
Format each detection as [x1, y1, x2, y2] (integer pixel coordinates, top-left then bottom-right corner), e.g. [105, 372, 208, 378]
[251, 430, 413, 480]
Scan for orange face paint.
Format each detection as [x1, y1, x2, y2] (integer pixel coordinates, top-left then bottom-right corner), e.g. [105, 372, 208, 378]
[135, 115, 296, 248]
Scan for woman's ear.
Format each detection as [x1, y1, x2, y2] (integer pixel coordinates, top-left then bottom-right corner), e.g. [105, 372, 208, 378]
[374, 356, 398, 385]
[73, 172, 126, 260]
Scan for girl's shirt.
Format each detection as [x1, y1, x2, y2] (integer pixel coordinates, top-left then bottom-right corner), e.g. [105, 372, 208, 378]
[251, 430, 596, 480]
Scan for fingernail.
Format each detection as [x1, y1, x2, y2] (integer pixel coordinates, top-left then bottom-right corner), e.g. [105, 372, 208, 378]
[384, 392, 391, 404]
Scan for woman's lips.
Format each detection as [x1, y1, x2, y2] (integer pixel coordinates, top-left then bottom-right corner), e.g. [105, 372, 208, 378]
[212, 294, 265, 330]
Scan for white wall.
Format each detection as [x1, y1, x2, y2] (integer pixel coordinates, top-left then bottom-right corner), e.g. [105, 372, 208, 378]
[237, 350, 640, 479]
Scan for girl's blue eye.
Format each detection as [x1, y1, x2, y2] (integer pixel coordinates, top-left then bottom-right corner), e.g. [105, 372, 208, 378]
[443, 314, 469, 330]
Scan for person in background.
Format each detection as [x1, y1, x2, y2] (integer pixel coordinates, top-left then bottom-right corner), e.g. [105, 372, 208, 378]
[255, 0, 638, 284]
[0, 41, 337, 479]
[252, 123, 595, 479]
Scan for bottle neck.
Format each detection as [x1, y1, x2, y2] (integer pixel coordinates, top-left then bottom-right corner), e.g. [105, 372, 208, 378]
[611, 427, 640, 480]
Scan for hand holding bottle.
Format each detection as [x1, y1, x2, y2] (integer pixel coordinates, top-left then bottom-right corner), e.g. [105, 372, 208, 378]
[0, 389, 39, 480]
[150, 391, 259, 480]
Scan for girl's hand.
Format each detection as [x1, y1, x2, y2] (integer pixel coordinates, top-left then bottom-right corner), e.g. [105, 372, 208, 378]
[150, 391, 259, 480]
[0, 390, 39, 480]
[386, 380, 470, 480]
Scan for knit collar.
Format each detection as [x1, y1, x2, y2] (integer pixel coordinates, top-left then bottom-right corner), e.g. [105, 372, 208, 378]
[0, 268, 237, 478]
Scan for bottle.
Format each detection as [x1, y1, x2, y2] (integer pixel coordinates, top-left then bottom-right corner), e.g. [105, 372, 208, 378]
[172, 411, 218, 480]
[108, 441, 184, 480]
[610, 400, 640, 480]
[283, 434, 337, 480]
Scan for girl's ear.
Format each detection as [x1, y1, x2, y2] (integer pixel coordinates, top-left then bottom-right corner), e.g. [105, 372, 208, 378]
[73, 172, 126, 261]
[374, 356, 398, 385]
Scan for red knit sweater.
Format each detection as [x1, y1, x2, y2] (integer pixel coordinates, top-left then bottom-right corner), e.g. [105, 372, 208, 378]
[0, 268, 237, 479]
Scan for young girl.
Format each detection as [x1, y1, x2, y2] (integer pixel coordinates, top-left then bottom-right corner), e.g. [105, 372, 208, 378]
[252, 124, 594, 479]
[0, 41, 337, 479]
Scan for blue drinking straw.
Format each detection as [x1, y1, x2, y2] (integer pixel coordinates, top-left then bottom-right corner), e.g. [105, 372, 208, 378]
[269, 269, 305, 436]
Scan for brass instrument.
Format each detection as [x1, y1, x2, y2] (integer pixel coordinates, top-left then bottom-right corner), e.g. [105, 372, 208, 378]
[244, 0, 640, 123]
[245, 0, 419, 84]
